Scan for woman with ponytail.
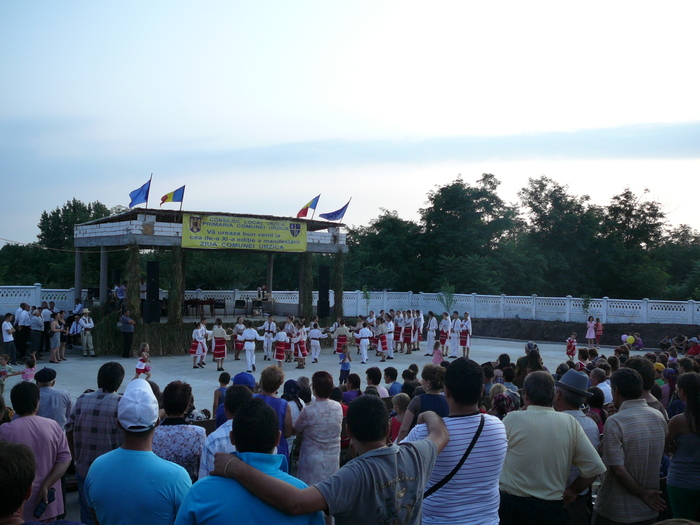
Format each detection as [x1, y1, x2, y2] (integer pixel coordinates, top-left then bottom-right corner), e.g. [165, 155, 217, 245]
[666, 371, 700, 519]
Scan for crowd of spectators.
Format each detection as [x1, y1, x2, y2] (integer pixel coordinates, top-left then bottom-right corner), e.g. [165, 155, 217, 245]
[2, 325, 700, 524]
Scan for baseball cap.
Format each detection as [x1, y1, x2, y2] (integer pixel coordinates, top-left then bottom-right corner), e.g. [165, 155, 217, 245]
[118, 379, 159, 432]
[233, 372, 255, 390]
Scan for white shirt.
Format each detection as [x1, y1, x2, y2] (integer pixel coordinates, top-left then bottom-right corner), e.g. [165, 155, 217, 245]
[450, 318, 461, 335]
[2, 321, 14, 343]
[18, 310, 31, 327]
[439, 319, 451, 332]
[41, 309, 53, 323]
[259, 321, 277, 337]
[308, 329, 327, 341]
[428, 317, 438, 332]
[596, 381, 613, 405]
[79, 316, 94, 331]
[462, 318, 472, 334]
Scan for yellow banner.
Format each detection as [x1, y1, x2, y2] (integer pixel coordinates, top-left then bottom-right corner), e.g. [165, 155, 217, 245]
[181, 214, 307, 252]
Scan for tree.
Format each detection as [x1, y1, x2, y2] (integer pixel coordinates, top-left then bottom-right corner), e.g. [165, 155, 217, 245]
[419, 174, 518, 259]
[345, 210, 423, 291]
[603, 188, 666, 250]
[37, 199, 110, 249]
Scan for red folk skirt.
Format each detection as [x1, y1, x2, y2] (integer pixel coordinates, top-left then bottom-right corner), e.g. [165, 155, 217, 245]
[439, 330, 449, 346]
[335, 335, 347, 353]
[213, 337, 227, 359]
[190, 340, 205, 356]
[274, 341, 286, 361]
[378, 334, 388, 352]
[403, 329, 412, 345]
[234, 338, 244, 352]
[296, 340, 308, 358]
[459, 330, 469, 347]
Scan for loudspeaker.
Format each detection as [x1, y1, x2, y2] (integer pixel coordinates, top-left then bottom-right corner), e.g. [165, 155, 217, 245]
[146, 261, 159, 302]
[318, 265, 330, 318]
[143, 301, 161, 324]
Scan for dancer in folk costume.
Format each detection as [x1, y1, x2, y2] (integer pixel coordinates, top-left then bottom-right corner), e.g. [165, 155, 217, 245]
[393, 310, 404, 353]
[425, 311, 438, 356]
[565, 332, 577, 360]
[133, 342, 152, 380]
[331, 318, 351, 355]
[385, 314, 395, 360]
[402, 310, 413, 355]
[232, 317, 246, 361]
[353, 316, 365, 355]
[412, 310, 423, 353]
[439, 312, 451, 357]
[354, 322, 372, 364]
[237, 320, 264, 373]
[308, 322, 327, 364]
[272, 322, 288, 368]
[292, 320, 308, 369]
[284, 315, 295, 362]
[460, 311, 472, 358]
[448, 311, 461, 358]
[190, 321, 207, 369]
[258, 314, 276, 361]
[211, 318, 232, 371]
[374, 316, 389, 362]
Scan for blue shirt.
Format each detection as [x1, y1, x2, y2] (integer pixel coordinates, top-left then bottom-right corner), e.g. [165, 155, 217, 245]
[175, 452, 324, 525]
[85, 447, 191, 525]
[387, 382, 402, 396]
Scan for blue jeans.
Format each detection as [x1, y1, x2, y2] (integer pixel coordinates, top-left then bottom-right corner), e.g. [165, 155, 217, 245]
[75, 472, 95, 525]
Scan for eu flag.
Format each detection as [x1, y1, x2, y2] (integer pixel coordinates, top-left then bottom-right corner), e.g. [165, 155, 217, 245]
[128, 178, 151, 208]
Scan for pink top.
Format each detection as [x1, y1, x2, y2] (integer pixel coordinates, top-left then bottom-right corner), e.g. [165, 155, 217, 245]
[22, 366, 36, 381]
[432, 348, 443, 365]
[0, 415, 71, 521]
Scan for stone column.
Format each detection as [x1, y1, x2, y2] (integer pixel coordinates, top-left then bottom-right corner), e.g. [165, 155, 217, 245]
[99, 247, 108, 305]
[74, 248, 83, 305]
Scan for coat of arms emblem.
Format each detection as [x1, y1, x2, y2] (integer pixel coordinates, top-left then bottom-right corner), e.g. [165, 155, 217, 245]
[189, 216, 202, 233]
[289, 223, 301, 237]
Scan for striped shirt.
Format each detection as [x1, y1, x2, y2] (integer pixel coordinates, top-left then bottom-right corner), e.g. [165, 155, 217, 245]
[404, 413, 507, 525]
[594, 398, 667, 523]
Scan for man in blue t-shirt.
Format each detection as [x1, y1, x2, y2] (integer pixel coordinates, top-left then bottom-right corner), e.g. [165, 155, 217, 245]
[85, 380, 191, 525]
[211, 395, 448, 525]
[176, 398, 324, 525]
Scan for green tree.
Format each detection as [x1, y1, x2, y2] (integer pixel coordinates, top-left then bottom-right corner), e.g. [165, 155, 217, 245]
[37, 199, 110, 249]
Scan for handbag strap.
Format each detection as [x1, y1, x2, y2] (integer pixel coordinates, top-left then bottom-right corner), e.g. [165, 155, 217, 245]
[424, 414, 485, 498]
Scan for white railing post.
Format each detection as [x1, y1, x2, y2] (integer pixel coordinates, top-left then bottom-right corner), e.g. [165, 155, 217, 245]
[33, 283, 42, 307]
[69, 288, 76, 308]
[602, 297, 609, 324]
[196, 289, 203, 300]
[565, 295, 572, 322]
[471, 293, 477, 316]
[689, 300, 695, 325]
[355, 291, 361, 317]
[642, 298, 649, 323]
[532, 294, 537, 320]
[500, 294, 506, 319]
[382, 291, 387, 313]
[407, 291, 413, 310]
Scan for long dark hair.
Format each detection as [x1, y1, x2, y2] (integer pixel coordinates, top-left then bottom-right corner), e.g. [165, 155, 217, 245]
[679, 372, 700, 435]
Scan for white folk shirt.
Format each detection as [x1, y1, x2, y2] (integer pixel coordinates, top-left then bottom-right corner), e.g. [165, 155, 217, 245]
[259, 321, 277, 338]
[428, 317, 438, 332]
[79, 316, 95, 331]
[439, 318, 451, 333]
[450, 318, 461, 336]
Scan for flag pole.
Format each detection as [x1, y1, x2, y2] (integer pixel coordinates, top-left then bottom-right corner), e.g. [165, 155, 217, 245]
[179, 186, 185, 212]
[146, 173, 153, 208]
[311, 194, 320, 220]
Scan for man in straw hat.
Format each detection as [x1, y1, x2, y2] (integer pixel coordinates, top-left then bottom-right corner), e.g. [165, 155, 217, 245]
[554, 369, 600, 525]
[79, 308, 96, 357]
[85, 379, 191, 525]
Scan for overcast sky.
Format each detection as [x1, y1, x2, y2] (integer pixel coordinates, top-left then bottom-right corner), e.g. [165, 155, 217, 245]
[2, 1, 699, 245]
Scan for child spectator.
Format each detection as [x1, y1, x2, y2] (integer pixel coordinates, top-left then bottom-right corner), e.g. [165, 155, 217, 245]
[566, 332, 577, 360]
[21, 354, 36, 382]
[0, 354, 21, 396]
[431, 341, 442, 365]
[339, 344, 351, 385]
[389, 392, 410, 443]
[212, 372, 231, 415]
[133, 343, 152, 380]
[594, 318, 604, 347]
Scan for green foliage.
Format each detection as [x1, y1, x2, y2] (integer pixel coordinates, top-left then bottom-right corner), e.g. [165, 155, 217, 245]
[438, 281, 456, 312]
[37, 199, 110, 249]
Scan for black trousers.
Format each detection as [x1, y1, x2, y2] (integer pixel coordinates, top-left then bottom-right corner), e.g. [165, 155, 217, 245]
[122, 331, 134, 358]
[499, 492, 566, 525]
[16, 326, 31, 357]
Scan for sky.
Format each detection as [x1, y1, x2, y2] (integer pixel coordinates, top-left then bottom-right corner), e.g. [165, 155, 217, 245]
[1, 1, 699, 245]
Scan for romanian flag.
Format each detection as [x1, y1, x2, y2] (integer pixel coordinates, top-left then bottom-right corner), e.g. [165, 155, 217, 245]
[160, 185, 185, 205]
[296, 194, 320, 218]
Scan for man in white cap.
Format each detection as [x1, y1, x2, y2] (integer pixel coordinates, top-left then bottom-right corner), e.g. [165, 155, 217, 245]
[84, 379, 191, 525]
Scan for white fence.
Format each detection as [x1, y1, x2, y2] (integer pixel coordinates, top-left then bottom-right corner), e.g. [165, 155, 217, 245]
[1, 285, 698, 325]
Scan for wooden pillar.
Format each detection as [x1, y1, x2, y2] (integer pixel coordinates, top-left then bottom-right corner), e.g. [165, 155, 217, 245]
[332, 251, 344, 318]
[298, 252, 313, 319]
[266, 253, 274, 292]
[126, 244, 141, 319]
[99, 246, 109, 305]
[167, 246, 185, 324]
[74, 248, 83, 305]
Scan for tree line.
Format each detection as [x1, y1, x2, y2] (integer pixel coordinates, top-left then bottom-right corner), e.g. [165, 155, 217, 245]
[1, 175, 699, 301]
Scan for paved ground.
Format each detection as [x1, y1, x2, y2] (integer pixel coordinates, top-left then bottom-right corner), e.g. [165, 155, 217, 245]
[4, 336, 644, 522]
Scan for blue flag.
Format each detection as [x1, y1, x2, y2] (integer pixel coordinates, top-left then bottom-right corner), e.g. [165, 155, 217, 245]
[319, 199, 351, 221]
[129, 178, 151, 208]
